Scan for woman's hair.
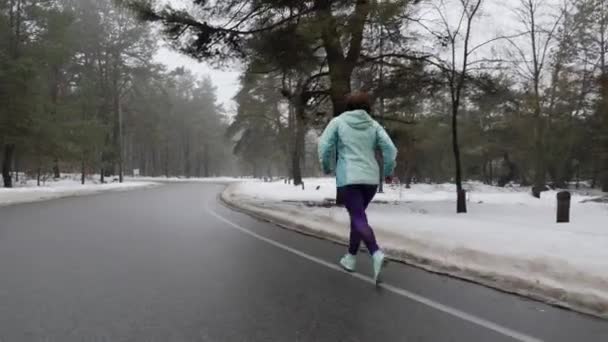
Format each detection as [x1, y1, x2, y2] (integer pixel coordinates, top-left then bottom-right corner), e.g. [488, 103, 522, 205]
[345, 92, 372, 113]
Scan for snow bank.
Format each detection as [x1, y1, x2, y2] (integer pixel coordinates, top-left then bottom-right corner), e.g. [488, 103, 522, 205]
[223, 178, 608, 318]
[0, 180, 158, 207]
[236, 177, 601, 205]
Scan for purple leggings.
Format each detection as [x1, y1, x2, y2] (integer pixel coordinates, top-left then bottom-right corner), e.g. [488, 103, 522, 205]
[338, 185, 379, 255]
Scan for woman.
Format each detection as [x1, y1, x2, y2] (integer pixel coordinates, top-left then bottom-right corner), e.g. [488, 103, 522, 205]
[318, 92, 398, 284]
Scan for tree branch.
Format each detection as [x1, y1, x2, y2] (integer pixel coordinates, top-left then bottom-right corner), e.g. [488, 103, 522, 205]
[372, 114, 416, 125]
[467, 32, 530, 56]
[345, 0, 372, 69]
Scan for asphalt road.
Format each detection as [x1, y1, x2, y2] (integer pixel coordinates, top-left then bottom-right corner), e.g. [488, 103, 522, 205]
[0, 183, 607, 342]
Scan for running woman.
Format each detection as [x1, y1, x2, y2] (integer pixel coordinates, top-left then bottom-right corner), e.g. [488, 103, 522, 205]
[318, 92, 398, 283]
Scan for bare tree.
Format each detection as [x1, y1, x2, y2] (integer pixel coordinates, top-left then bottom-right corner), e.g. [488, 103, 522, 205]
[281, 73, 328, 187]
[506, 0, 566, 197]
[574, 0, 608, 191]
[425, 0, 485, 213]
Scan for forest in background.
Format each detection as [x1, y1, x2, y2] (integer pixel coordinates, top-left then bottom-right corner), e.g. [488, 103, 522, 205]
[2, 0, 608, 212]
[0, 0, 237, 187]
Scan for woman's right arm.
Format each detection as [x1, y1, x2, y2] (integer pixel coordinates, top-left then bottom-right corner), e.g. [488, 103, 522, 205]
[376, 124, 398, 176]
[317, 118, 339, 174]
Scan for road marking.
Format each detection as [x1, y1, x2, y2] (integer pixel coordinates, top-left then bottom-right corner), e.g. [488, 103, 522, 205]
[206, 205, 544, 342]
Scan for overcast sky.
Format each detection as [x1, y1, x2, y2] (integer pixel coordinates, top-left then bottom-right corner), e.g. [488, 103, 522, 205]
[153, 47, 241, 113]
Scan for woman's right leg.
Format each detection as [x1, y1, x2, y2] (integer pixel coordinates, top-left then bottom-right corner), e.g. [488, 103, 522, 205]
[338, 186, 364, 272]
[349, 223, 362, 255]
[342, 184, 386, 283]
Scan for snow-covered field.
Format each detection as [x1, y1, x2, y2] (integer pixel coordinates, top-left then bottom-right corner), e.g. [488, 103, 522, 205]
[224, 178, 608, 318]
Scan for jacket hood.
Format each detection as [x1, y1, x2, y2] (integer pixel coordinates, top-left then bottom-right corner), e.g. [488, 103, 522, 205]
[341, 109, 374, 130]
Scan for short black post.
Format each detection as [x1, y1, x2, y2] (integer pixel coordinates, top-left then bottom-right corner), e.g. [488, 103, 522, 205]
[557, 191, 571, 223]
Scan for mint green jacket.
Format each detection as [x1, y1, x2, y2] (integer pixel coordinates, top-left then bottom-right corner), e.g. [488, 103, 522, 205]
[318, 110, 398, 187]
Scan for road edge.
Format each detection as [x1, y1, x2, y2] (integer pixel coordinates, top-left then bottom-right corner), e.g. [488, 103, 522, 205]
[219, 183, 608, 320]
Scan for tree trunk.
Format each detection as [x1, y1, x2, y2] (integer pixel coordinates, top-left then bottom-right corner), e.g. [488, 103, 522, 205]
[164, 142, 170, 178]
[404, 139, 416, 189]
[14, 152, 18, 183]
[489, 160, 493, 185]
[452, 104, 467, 213]
[526, 0, 546, 195]
[195, 148, 202, 178]
[315, 0, 368, 117]
[482, 157, 488, 185]
[591, 157, 598, 188]
[405, 163, 414, 188]
[292, 105, 305, 186]
[184, 141, 191, 178]
[292, 151, 303, 186]
[110, 53, 123, 183]
[152, 148, 159, 177]
[37, 167, 41, 187]
[533, 122, 546, 192]
[327, 75, 348, 205]
[329, 77, 351, 117]
[377, 72, 385, 193]
[203, 144, 210, 178]
[575, 163, 580, 190]
[81, 157, 86, 185]
[2, 144, 15, 188]
[118, 158, 123, 183]
[602, 138, 608, 192]
[309, 0, 370, 205]
[596, 73, 607, 191]
[117, 100, 123, 183]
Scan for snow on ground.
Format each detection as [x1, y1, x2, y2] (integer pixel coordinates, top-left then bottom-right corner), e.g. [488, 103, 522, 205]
[225, 178, 608, 318]
[0, 175, 158, 207]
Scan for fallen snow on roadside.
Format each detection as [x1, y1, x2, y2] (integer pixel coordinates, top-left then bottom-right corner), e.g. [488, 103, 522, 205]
[236, 177, 601, 205]
[226, 178, 608, 317]
[0, 180, 158, 207]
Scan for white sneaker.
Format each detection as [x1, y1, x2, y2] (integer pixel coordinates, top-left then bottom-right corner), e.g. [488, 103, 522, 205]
[372, 251, 387, 284]
[339, 254, 357, 272]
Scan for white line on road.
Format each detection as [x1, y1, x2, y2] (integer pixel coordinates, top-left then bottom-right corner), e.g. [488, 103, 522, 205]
[206, 205, 544, 342]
